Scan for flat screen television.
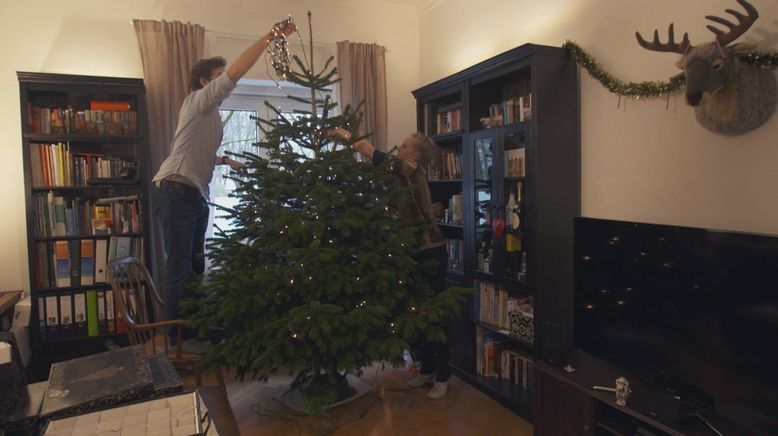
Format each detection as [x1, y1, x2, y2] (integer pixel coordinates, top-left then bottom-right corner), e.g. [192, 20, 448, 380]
[573, 217, 778, 434]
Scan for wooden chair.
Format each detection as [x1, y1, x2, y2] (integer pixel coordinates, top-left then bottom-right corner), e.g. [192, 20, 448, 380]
[106, 256, 225, 389]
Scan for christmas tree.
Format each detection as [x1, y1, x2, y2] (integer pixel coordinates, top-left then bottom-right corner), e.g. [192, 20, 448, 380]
[189, 13, 469, 414]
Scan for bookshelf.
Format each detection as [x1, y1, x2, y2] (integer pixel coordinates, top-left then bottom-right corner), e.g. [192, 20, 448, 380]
[17, 72, 151, 378]
[413, 43, 580, 419]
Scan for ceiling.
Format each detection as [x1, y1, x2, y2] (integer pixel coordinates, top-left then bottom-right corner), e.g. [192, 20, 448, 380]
[379, 0, 435, 7]
[347, 0, 440, 14]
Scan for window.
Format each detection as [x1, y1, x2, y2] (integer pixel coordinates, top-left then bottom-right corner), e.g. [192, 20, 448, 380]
[210, 108, 257, 234]
[206, 80, 333, 257]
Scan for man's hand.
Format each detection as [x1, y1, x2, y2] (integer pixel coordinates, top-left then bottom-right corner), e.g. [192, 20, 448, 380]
[273, 18, 296, 38]
[224, 157, 248, 175]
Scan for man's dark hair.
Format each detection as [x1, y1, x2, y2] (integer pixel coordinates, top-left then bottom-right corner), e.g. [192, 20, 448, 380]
[189, 56, 227, 91]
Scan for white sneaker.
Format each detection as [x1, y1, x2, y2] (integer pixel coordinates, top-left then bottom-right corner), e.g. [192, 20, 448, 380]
[407, 373, 434, 388]
[427, 381, 448, 399]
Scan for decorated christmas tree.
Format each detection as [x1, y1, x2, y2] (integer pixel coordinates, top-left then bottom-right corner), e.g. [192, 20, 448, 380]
[189, 13, 469, 414]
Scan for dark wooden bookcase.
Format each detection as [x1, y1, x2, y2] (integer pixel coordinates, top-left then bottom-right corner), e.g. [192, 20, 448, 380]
[413, 43, 580, 420]
[17, 72, 151, 378]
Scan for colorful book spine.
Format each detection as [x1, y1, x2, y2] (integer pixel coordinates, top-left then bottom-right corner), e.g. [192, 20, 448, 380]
[54, 241, 70, 288]
[86, 290, 99, 337]
[80, 239, 95, 286]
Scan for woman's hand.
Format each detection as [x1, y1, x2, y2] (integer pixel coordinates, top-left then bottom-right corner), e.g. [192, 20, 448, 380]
[326, 127, 352, 141]
[325, 127, 375, 159]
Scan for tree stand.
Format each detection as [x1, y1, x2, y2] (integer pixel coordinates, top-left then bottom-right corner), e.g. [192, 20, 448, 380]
[271, 372, 374, 415]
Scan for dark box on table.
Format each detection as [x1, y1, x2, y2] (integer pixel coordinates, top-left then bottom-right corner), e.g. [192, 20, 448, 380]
[40, 345, 154, 420]
[3, 381, 47, 436]
[147, 352, 183, 398]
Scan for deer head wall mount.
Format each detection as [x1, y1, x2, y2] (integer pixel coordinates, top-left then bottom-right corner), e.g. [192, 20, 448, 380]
[636, 0, 776, 135]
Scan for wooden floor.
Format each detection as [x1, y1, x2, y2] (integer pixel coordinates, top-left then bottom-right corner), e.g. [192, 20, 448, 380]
[191, 364, 533, 436]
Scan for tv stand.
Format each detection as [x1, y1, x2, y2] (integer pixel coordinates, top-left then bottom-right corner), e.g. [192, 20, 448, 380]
[533, 351, 764, 435]
[693, 412, 723, 436]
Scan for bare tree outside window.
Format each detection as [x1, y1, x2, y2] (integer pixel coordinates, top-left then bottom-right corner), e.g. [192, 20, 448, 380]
[208, 109, 258, 235]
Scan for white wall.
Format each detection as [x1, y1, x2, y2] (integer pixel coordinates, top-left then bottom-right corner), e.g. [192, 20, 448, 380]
[0, 0, 420, 292]
[5, 0, 778, 292]
[420, 0, 778, 234]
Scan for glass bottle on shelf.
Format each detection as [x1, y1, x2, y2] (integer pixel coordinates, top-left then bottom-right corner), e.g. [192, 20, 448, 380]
[518, 252, 527, 282]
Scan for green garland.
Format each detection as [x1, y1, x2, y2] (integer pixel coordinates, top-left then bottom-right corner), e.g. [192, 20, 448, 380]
[563, 40, 778, 98]
[563, 40, 685, 98]
[741, 51, 778, 69]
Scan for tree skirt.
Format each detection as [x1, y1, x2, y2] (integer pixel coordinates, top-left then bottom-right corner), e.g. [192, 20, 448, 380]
[270, 374, 375, 414]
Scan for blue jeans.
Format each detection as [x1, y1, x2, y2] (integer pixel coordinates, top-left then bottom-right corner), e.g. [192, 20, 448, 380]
[152, 183, 209, 334]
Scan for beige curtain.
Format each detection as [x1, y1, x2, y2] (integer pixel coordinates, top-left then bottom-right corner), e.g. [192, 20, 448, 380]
[133, 20, 204, 171]
[133, 19, 204, 284]
[336, 41, 388, 152]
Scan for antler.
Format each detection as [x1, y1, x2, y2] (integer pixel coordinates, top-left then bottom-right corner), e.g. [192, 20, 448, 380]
[635, 24, 691, 54]
[705, 0, 759, 46]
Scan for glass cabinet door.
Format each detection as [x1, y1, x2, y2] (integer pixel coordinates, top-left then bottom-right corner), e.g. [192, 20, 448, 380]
[471, 131, 494, 277]
[501, 127, 527, 285]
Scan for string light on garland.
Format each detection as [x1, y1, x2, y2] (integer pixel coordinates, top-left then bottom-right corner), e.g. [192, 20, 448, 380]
[741, 52, 778, 69]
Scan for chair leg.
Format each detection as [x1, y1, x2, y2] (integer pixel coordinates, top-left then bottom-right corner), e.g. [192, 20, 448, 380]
[216, 366, 227, 397]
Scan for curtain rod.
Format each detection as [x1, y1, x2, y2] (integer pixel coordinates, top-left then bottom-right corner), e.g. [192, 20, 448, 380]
[129, 20, 336, 49]
[206, 29, 337, 49]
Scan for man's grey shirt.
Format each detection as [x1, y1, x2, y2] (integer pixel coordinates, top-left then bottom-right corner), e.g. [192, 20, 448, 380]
[152, 72, 236, 199]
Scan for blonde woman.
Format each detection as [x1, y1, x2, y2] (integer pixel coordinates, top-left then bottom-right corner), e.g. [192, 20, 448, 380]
[329, 128, 451, 399]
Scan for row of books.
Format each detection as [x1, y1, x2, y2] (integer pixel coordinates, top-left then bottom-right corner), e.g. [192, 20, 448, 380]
[32, 193, 141, 238]
[434, 103, 461, 135]
[476, 331, 535, 388]
[476, 281, 533, 330]
[33, 236, 142, 289]
[423, 102, 462, 136]
[438, 194, 463, 226]
[429, 150, 462, 180]
[37, 288, 126, 341]
[487, 94, 532, 126]
[27, 102, 139, 136]
[504, 148, 526, 178]
[30, 142, 137, 187]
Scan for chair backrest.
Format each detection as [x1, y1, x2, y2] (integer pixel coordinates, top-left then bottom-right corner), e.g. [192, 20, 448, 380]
[106, 257, 164, 346]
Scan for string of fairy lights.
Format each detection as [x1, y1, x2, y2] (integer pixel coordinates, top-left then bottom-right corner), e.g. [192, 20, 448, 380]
[266, 16, 293, 82]
[257, 14, 449, 346]
[562, 40, 778, 99]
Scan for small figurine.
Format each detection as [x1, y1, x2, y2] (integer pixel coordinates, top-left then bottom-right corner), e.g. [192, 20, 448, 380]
[593, 376, 632, 407]
[615, 377, 631, 406]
